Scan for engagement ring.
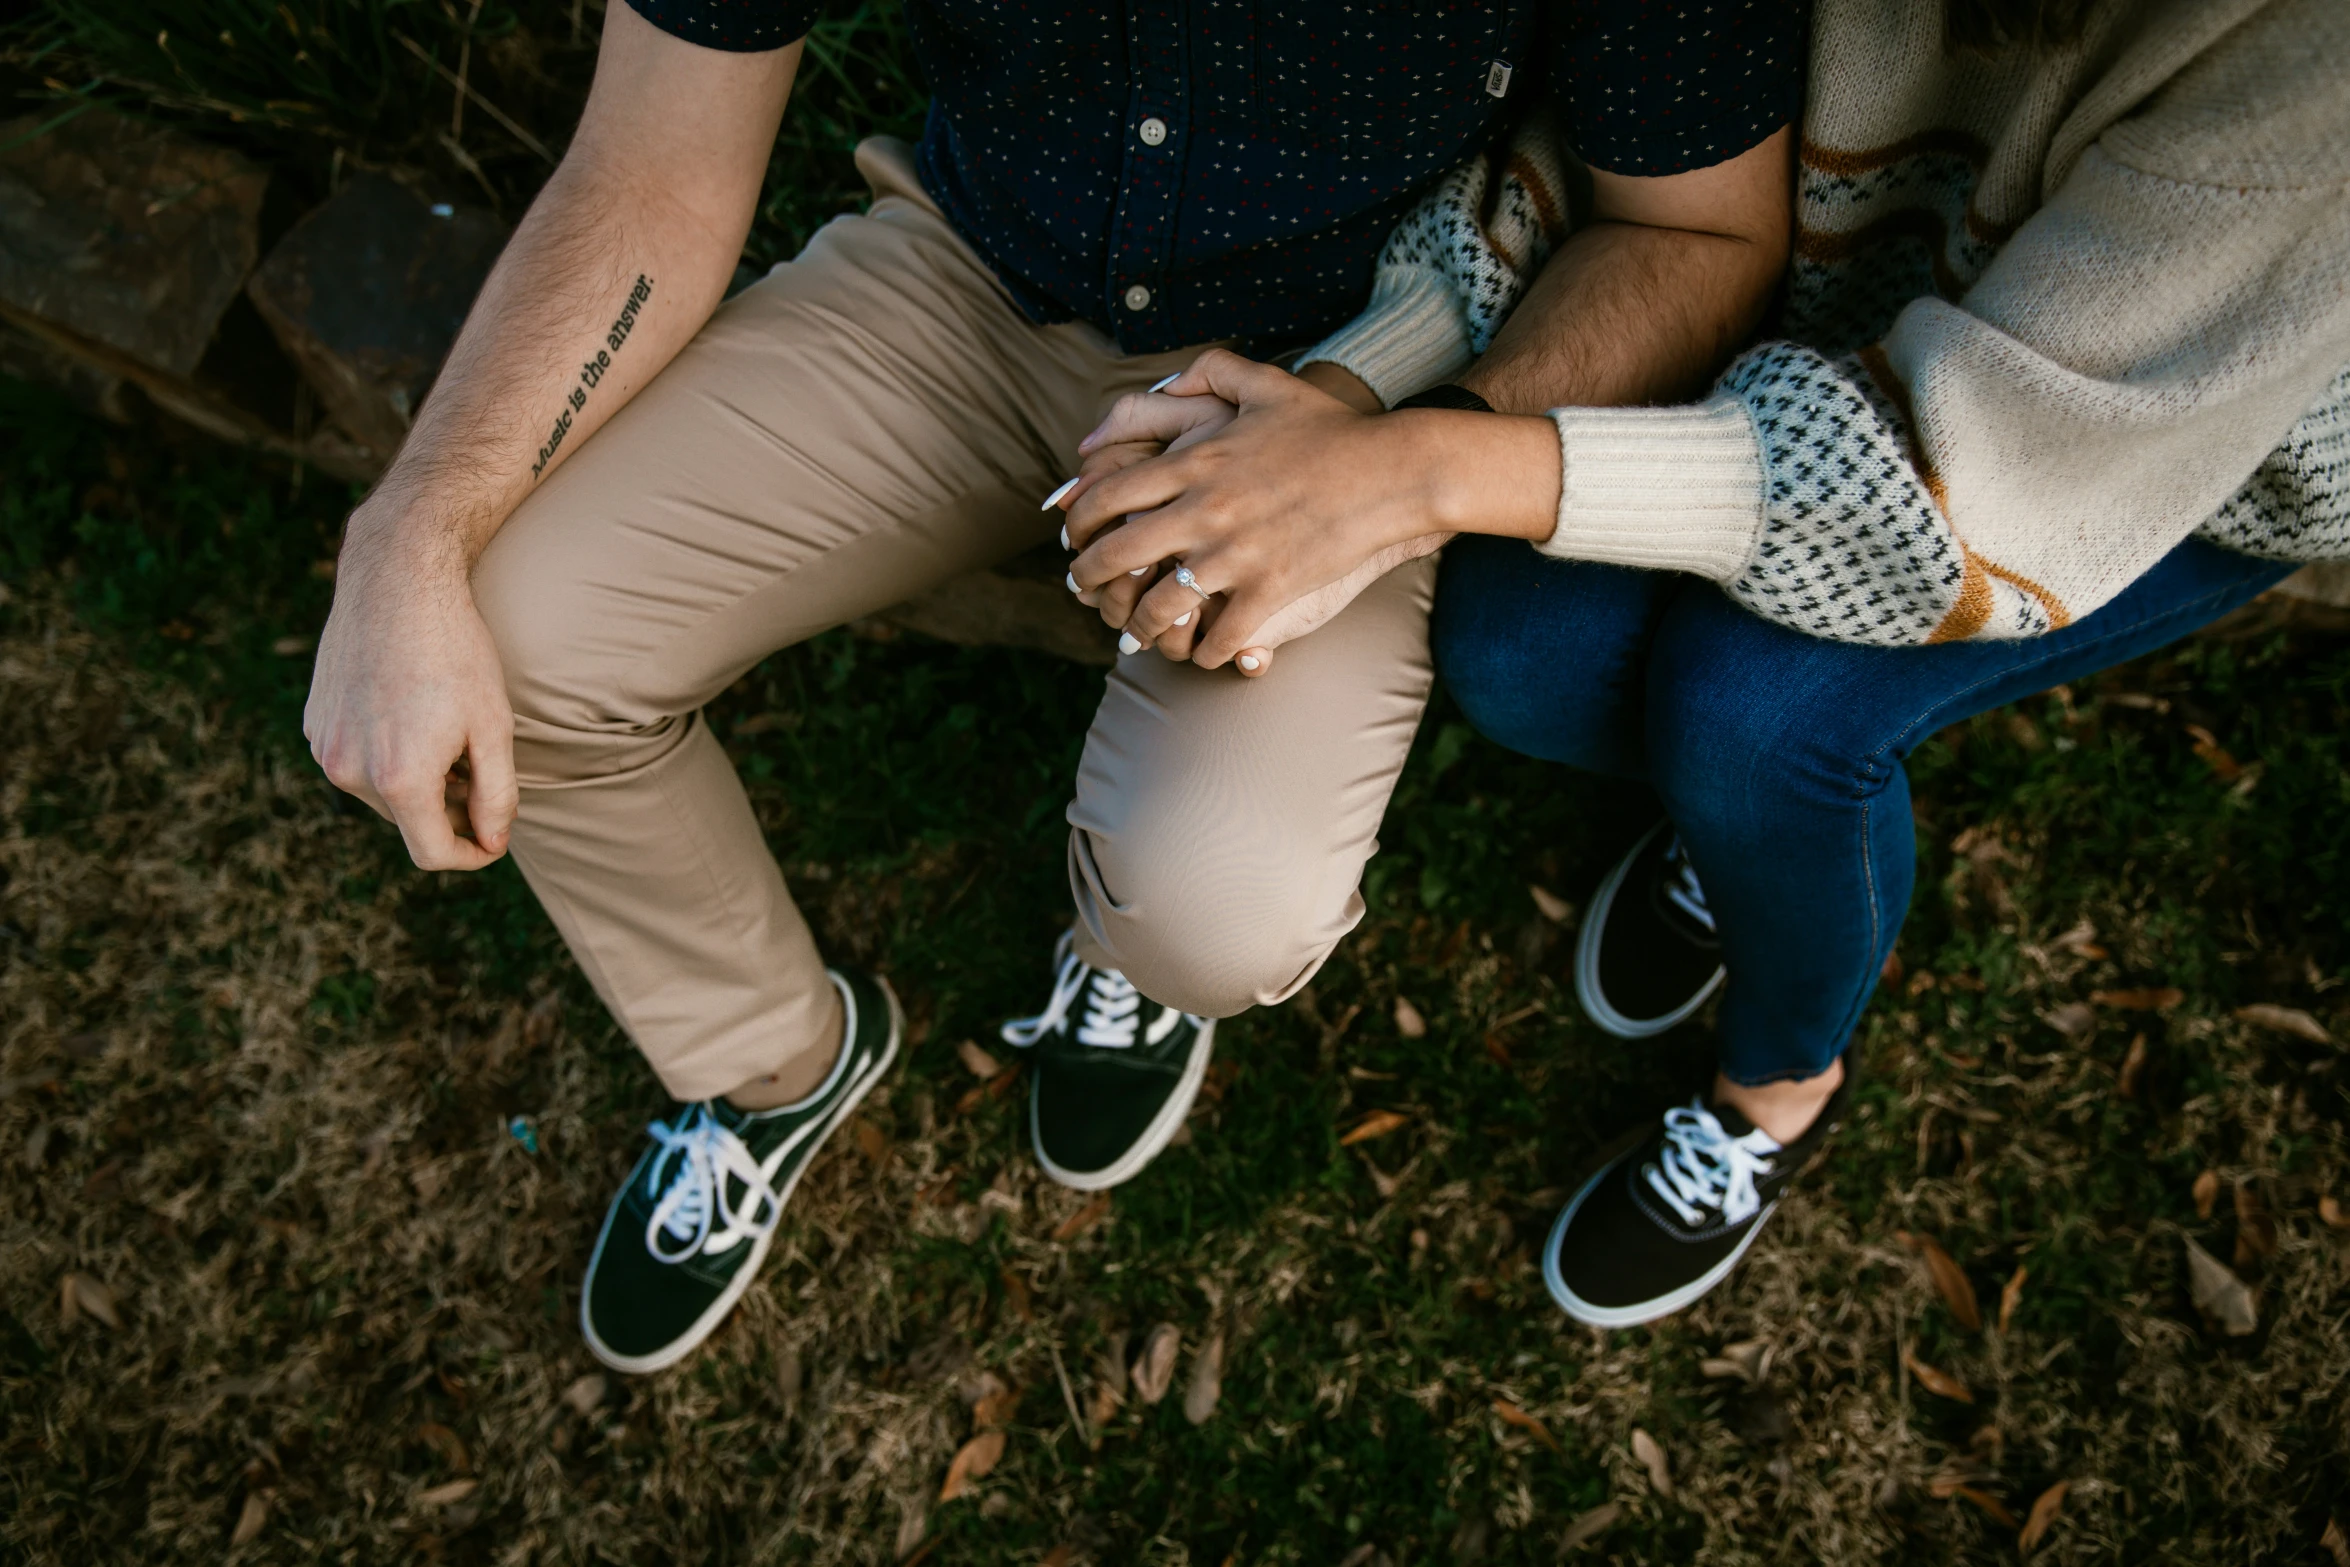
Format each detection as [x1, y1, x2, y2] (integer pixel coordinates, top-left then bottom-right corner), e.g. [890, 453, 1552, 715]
[1174, 564, 1212, 602]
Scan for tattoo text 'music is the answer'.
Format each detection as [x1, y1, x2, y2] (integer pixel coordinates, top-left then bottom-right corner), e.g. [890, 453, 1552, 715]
[532, 274, 653, 478]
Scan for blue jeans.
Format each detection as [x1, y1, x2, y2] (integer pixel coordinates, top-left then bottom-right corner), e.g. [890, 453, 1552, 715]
[1432, 535, 2293, 1087]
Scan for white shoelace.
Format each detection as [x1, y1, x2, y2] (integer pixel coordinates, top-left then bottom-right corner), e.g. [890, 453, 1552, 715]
[1644, 1100, 1779, 1227]
[1661, 835, 1717, 934]
[641, 1104, 785, 1264]
[1001, 941, 1186, 1050]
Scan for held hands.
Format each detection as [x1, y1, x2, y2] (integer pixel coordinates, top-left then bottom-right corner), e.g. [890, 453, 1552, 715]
[1052, 350, 1456, 674]
[304, 524, 519, 871]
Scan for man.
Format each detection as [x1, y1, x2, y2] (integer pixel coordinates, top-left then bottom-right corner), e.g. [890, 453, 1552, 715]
[304, 0, 1804, 1374]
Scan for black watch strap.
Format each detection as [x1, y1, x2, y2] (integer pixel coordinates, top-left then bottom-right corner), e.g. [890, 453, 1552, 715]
[1390, 384, 1495, 414]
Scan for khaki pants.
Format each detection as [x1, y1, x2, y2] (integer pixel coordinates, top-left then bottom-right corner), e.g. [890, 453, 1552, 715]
[474, 140, 1436, 1101]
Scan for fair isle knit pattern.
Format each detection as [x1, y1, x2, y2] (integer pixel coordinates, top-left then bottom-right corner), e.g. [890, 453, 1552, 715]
[1719, 345, 2038, 645]
[1321, 0, 2350, 645]
[1295, 112, 1571, 408]
[2205, 366, 2350, 564]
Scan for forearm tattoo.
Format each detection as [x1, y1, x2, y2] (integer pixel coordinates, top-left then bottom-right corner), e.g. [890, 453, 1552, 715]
[531, 273, 654, 479]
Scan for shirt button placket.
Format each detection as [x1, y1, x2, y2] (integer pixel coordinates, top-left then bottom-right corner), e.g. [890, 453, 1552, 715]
[1106, 0, 1186, 342]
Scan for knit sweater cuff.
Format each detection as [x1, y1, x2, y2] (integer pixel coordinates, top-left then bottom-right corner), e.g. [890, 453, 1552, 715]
[1534, 397, 1767, 580]
[1293, 265, 1477, 409]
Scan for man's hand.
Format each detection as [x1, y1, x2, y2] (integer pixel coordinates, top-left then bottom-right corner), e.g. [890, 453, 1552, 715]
[303, 5, 797, 869]
[1063, 349, 1557, 669]
[306, 532, 517, 870]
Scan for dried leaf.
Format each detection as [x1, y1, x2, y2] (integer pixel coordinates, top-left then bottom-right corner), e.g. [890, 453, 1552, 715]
[1490, 1398, 1561, 1453]
[561, 1372, 608, 1416]
[2184, 723, 2242, 781]
[2116, 1033, 2148, 1099]
[998, 1267, 1033, 1323]
[956, 1039, 1005, 1080]
[1699, 1357, 1755, 1384]
[1902, 1346, 1975, 1403]
[416, 1421, 470, 1472]
[1559, 1502, 1620, 1550]
[2323, 1517, 2350, 1567]
[2233, 1003, 2331, 1043]
[1084, 1379, 1121, 1444]
[938, 1430, 1005, 1501]
[61, 1272, 119, 1330]
[230, 1490, 270, 1546]
[1951, 1486, 2019, 1528]
[1182, 1331, 1224, 1425]
[1900, 1231, 1982, 1333]
[1340, 1109, 1409, 1147]
[2018, 1479, 2070, 1554]
[971, 1381, 1019, 1431]
[1051, 1192, 1112, 1243]
[1392, 997, 1427, 1038]
[416, 1479, 477, 1507]
[2192, 1169, 2221, 1220]
[1998, 1266, 2027, 1335]
[1130, 1323, 1180, 1405]
[1880, 949, 1905, 989]
[2235, 1182, 2278, 1261]
[854, 1119, 889, 1167]
[2042, 1002, 2096, 1039]
[1529, 885, 1571, 923]
[2321, 1194, 2350, 1231]
[2052, 919, 2103, 957]
[1630, 1428, 1673, 1498]
[2093, 987, 2184, 1011]
[2184, 1236, 2258, 1336]
[1040, 1548, 1075, 1567]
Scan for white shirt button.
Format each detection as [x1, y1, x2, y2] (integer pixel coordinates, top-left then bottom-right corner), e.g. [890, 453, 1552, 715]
[1139, 117, 1168, 146]
[1123, 284, 1152, 311]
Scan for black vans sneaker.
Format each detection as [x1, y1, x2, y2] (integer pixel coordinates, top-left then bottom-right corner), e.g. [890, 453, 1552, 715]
[1001, 932, 1213, 1191]
[1575, 822, 1726, 1038]
[1543, 1067, 1849, 1328]
[582, 968, 900, 1374]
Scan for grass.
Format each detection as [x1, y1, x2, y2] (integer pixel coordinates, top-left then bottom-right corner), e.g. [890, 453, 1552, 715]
[5, 373, 2350, 1567]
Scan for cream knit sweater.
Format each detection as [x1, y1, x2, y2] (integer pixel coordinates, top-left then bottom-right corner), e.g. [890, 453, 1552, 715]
[1300, 0, 2350, 645]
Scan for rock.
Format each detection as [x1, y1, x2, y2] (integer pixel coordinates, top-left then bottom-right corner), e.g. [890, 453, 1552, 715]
[0, 106, 265, 377]
[247, 174, 509, 461]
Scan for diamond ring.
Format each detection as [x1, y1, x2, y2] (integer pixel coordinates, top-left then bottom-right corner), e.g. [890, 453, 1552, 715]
[1173, 564, 1212, 602]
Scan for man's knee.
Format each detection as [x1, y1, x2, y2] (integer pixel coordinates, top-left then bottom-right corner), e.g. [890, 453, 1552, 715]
[1071, 822, 1355, 1018]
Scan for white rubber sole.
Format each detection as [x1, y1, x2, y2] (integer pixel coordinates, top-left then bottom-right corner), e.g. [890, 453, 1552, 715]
[1031, 1016, 1216, 1192]
[1574, 821, 1726, 1041]
[1541, 1153, 1777, 1329]
[582, 972, 902, 1375]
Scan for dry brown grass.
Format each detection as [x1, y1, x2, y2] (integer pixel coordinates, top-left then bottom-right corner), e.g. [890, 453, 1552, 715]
[6, 570, 2350, 1564]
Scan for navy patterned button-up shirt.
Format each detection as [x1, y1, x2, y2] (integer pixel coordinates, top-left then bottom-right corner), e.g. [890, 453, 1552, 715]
[628, 0, 1805, 352]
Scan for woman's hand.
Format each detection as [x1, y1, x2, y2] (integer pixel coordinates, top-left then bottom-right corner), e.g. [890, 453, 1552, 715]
[1064, 349, 1558, 670]
[1049, 378, 1238, 636]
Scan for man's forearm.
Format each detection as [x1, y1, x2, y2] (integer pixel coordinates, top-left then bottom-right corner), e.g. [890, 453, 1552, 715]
[347, 167, 745, 572]
[1458, 220, 1781, 417]
[343, 16, 797, 576]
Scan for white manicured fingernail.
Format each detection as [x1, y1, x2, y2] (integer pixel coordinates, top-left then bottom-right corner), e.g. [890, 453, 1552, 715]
[1066, 571, 1080, 593]
[1130, 566, 1150, 577]
[1060, 523, 1070, 549]
[1174, 611, 1191, 626]
[1239, 654, 1261, 671]
[1148, 372, 1181, 393]
[1119, 632, 1142, 655]
[1041, 477, 1080, 510]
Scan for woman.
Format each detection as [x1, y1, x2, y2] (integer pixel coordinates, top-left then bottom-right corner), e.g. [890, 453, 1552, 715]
[1059, 0, 2349, 1326]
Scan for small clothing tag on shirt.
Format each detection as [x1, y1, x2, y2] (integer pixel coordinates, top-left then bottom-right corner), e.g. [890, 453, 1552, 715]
[1485, 60, 1513, 98]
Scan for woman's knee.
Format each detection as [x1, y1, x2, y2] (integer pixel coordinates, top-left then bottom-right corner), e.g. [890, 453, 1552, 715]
[1432, 538, 1663, 774]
